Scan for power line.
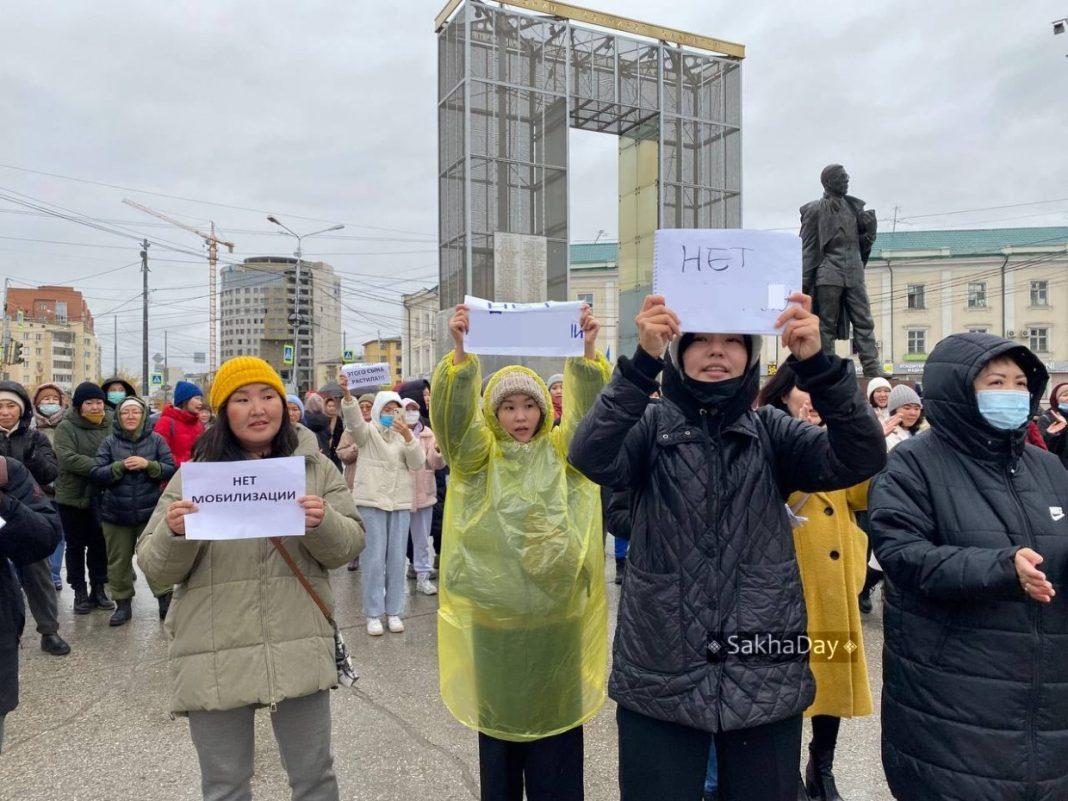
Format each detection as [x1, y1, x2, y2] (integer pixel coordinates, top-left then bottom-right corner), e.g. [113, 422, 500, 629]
[0, 163, 436, 239]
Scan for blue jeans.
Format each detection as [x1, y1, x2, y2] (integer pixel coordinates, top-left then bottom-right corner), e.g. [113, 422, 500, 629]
[358, 506, 411, 618]
[49, 537, 65, 585]
[705, 742, 719, 793]
[49, 501, 65, 585]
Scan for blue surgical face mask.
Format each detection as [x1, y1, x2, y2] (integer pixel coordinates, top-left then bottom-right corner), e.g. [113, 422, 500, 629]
[38, 403, 61, 416]
[379, 414, 394, 428]
[1059, 403, 1068, 415]
[107, 391, 127, 405]
[976, 390, 1031, 430]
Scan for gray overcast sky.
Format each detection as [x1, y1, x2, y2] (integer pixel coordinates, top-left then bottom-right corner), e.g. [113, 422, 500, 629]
[2, 0, 1067, 377]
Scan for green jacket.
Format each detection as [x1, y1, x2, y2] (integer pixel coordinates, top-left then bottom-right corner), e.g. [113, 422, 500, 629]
[136, 434, 365, 714]
[53, 406, 113, 508]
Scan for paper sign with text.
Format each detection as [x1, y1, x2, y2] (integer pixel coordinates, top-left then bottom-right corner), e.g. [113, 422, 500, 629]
[341, 362, 392, 389]
[182, 456, 306, 540]
[463, 295, 585, 357]
[652, 229, 802, 334]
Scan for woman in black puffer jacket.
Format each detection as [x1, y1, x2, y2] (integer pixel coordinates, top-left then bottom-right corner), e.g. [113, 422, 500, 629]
[91, 397, 176, 625]
[570, 294, 885, 801]
[869, 333, 1068, 801]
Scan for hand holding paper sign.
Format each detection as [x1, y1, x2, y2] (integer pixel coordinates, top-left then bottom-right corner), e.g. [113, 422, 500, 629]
[635, 295, 681, 358]
[774, 292, 822, 361]
[449, 304, 470, 365]
[578, 304, 600, 360]
[298, 495, 326, 529]
[166, 499, 197, 537]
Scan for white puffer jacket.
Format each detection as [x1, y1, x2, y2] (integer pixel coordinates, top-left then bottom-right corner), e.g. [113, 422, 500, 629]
[341, 394, 425, 511]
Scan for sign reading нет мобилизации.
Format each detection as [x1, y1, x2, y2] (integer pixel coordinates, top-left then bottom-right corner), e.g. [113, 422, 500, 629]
[181, 456, 305, 540]
[653, 229, 802, 335]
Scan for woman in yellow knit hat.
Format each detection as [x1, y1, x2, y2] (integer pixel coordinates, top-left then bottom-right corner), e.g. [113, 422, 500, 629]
[137, 356, 365, 801]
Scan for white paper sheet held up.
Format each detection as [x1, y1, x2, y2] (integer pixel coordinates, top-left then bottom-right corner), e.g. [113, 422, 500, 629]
[182, 456, 306, 540]
[463, 295, 585, 357]
[653, 229, 802, 334]
[341, 362, 391, 389]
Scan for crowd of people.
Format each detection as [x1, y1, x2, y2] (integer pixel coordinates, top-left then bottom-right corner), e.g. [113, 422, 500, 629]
[1, 291, 1066, 801]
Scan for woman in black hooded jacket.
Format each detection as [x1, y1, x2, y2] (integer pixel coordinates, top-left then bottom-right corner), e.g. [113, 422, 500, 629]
[869, 333, 1068, 801]
[569, 294, 885, 801]
[91, 397, 176, 624]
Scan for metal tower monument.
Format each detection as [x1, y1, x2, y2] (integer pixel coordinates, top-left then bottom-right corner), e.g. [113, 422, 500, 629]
[436, 0, 744, 354]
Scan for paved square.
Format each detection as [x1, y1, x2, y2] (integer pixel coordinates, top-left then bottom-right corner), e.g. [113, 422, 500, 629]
[3, 563, 893, 800]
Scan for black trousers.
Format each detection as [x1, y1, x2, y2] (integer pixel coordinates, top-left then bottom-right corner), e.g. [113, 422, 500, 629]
[617, 705, 802, 801]
[478, 726, 584, 801]
[57, 504, 108, 590]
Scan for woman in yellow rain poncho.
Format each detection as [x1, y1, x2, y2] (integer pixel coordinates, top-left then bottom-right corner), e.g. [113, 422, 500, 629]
[430, 302, 610, 801]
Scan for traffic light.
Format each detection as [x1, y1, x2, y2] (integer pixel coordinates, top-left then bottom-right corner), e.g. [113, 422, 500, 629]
[10, 341, 23, 364]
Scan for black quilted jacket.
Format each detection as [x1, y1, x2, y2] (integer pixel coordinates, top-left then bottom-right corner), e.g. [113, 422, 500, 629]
[870, 333, 1068, 801]
[90, 402, 176, 526]
[570, 348, 885, 732]
[0, 380, 58, 489]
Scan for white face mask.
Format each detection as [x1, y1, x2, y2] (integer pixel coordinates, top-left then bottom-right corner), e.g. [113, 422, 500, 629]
[404, 410, 421, 426]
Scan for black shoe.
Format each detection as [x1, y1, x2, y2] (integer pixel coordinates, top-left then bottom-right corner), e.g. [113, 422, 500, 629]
[858, 591, 873, 615]
[805, 748, 844, 801]
[90, 584, 116, 611]
[41, 633, 71, 656]
[109, 599, 132, 627]
[703, 791, 719, 801]
[73, 588, 93, 615]
[157, 592, 172, 621]
[614, 557, 626, 586]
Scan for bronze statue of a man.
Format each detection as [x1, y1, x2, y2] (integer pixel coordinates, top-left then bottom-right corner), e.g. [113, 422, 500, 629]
[800, 164, 882, 376]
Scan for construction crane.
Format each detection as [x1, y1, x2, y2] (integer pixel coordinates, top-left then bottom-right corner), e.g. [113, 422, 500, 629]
[122, 199, 235, 377]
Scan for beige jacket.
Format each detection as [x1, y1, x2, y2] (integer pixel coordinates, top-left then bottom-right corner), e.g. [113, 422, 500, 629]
[341, 398, 425, 511]
[336, 431, 358, 490]
[135, 435, 365, 714]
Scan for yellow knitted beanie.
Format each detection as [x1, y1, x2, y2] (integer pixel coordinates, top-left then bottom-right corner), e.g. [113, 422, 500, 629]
[210, 356, 287, 410]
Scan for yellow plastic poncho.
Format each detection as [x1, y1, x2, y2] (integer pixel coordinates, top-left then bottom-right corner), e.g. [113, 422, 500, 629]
[430, 351, 611, 742]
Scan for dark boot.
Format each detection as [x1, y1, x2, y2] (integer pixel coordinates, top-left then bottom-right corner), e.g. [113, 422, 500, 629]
[109, 599, 132, 627]
[90, 584, 115, 611]
[73, 587, 93, 615]
[614, 557, 626, 585]
[858, 590, 872, 615]
[797, 774, 811, 800]
[41, 633, 71, 656]
[157, 592, 172, 621]
[805, 747, 844, 801]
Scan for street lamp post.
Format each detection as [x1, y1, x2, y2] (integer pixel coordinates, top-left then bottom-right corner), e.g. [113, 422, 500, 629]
[267, 217, 344, 393]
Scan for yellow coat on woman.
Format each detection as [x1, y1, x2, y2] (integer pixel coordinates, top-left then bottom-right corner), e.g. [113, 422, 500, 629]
[789, 483, 873, 719]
